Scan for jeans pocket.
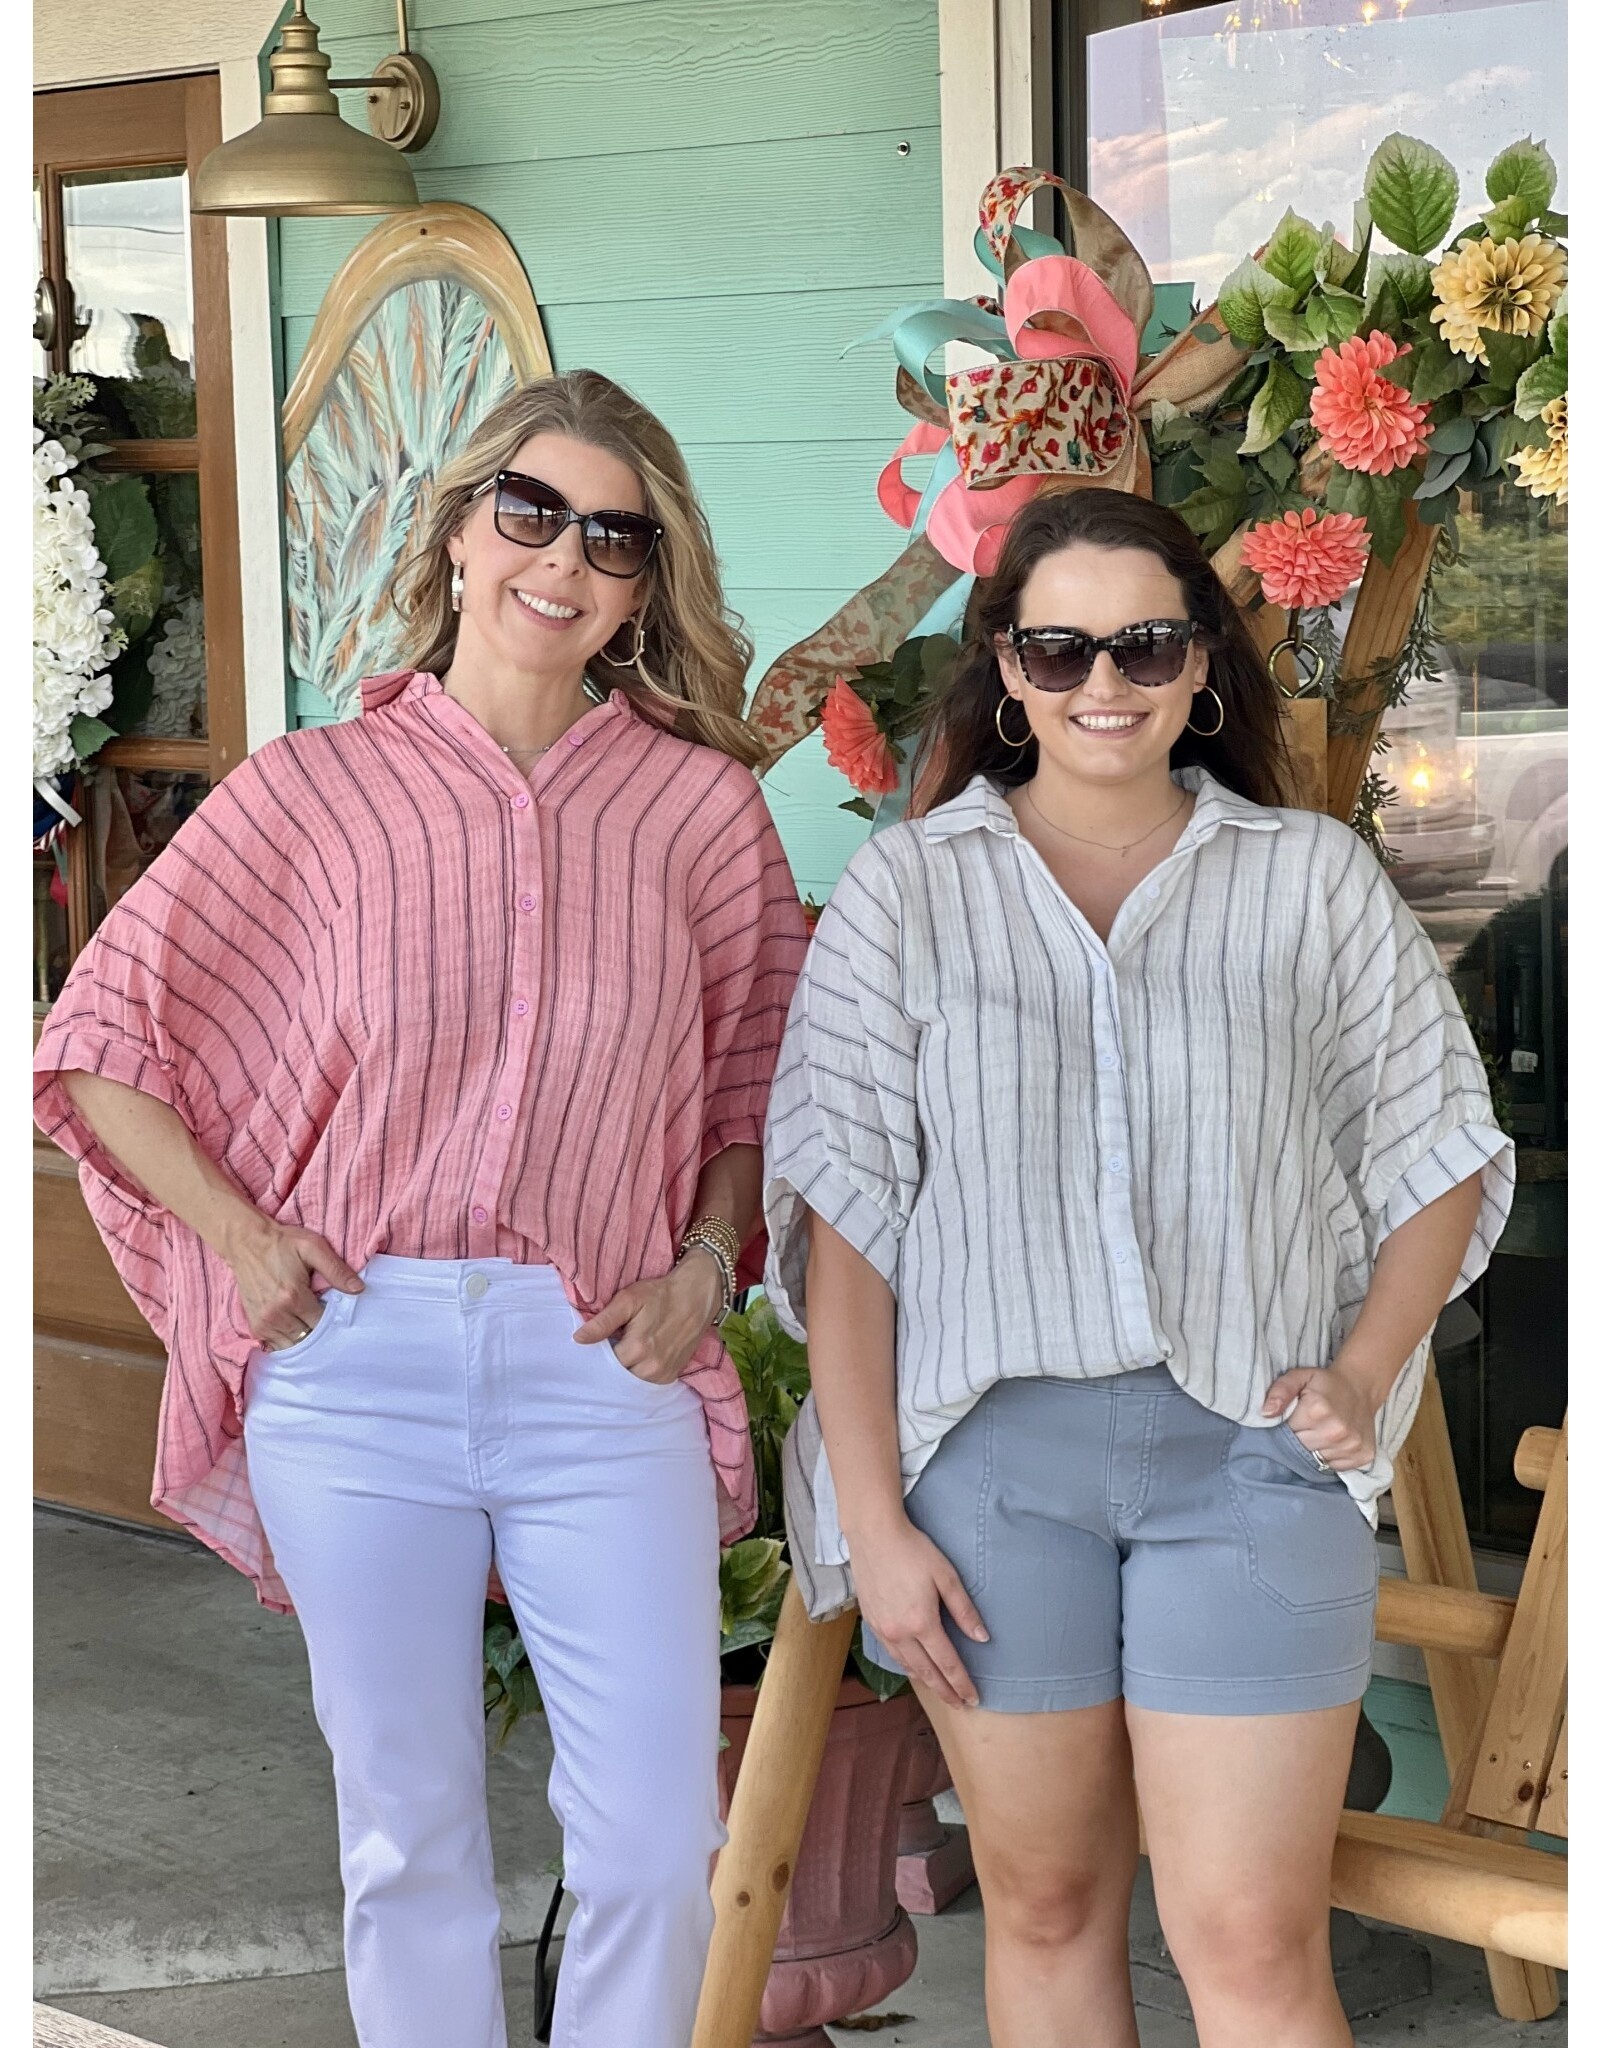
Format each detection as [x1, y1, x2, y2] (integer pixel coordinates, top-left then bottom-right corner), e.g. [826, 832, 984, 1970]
[256, 1284, 356, 1365]
[1225, 1428, 1378, 1614]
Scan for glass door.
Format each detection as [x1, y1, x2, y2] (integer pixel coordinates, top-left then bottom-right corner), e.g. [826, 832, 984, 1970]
[1060, 0, 1568, 1550]
[34, 76, 244, 1002]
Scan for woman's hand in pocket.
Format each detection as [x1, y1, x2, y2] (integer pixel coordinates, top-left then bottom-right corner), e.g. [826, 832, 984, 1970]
[573, 1255, 723, 1386]
[1261, 1364, 1379, 1472]
[223, 1212, 364, 1353]
[851, 1514, 988, 1709]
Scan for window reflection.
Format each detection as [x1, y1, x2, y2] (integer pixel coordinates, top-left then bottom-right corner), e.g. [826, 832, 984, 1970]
[1082, 0, 1568, 1551]
[62, 167, 196, 438]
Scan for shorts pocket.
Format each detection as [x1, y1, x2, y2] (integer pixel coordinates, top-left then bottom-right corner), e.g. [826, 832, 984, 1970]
[1224, 1427, 1378, 1615]
[901, 1395, 996, 1601]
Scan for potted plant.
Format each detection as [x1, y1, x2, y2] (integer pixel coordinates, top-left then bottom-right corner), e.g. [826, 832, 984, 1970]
[481, 1293, 921, 2046]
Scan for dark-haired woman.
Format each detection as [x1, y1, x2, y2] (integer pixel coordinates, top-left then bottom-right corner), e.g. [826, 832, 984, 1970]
[764, 489, 1509, 2048]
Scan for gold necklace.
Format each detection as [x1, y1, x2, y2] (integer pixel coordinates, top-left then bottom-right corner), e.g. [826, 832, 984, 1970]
[1023, 784, 1190, 859]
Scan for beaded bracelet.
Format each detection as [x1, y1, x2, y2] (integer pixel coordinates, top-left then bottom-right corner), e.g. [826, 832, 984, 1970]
[677, 1215, 741, 1326]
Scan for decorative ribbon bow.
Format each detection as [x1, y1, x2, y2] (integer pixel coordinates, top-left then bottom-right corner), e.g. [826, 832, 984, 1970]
[747, 168, 1247, 760]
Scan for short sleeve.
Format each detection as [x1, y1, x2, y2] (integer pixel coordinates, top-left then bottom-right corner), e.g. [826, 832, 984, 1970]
[33, 752, 313, 1210]
[691, 772, 810, 1283]
[762, 844, 923, 1339]
[1320, 831, 1513, 1299]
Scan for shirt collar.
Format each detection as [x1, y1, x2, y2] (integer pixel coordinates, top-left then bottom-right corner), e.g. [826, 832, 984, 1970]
[921, 765, 1282, 846]
[359, 668, 634, 735]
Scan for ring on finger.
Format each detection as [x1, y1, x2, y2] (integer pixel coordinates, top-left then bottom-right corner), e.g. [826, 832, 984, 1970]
[1311, 1446, 1331, 1472]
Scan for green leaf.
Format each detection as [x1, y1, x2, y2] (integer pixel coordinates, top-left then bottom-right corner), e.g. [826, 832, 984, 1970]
[1173, 483, 1246, 547]
[1315, 225, 1360, 290]
[1323, 467, 1409, 564]
[1413, 447, 1473, 499]
[1216, 256, 1296, 349]
[1361, 278, 1410, 343]
[1260, 209, 1323, 300]
[839, 796, 876, 819]
[1240, 358, 1310, 456]
[1192, 321, 1224, 343]
[1317, 290, 1365, 347]
[1407, 339, 1476, 404]
[68, 714, 118, 761]
[1540, 210, 1569, 238]
[1485, 136, 1558, 218]
[1514, 352, 1567, 420]
[1426, 413, 1477, 457]
[1261, 301, 1318, 352]
[1481, 196, 1535, 241]
[1364, 251, 1435, 319]
[1258, 440, 1298, 489]
[107, 644, 156, 733]
[1478, 327, 1541, 389]
[85, 475, 158, 582]
[1415, 486, 1459, 528]
[1364, 133, 1460, 255]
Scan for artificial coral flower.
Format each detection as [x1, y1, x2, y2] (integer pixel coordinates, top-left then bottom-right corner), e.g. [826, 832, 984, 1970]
[1431, 233, 1567, 363]
[1309, 332, 1432, 477]
[1510, 396, 1568, 504]
[1238, 507, 1371, 611]
[820, 678, 900, 797]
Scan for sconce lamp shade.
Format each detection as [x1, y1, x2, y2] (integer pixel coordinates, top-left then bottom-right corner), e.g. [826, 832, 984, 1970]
[191, 3, 423, 217]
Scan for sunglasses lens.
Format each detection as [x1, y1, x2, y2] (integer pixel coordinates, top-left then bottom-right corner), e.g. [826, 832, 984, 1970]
[1117, 629, 1191, 687]
[496, 476, 569, 546]
[1019, 636, 1093, 692]
[586, 516, 658, 578]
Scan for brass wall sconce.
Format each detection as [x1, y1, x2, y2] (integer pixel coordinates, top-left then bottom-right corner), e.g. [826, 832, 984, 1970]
[191, 1, 441, 217]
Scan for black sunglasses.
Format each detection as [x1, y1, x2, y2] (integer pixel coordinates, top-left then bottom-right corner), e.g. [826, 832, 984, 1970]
[472, 469, 664, 579]
[1004, 618, 1198, 693]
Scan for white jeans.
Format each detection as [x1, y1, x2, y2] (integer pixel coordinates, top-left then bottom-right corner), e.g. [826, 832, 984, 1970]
[243, 1255, 724, 2048]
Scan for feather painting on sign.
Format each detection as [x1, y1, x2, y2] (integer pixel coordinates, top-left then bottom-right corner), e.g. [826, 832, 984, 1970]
[281, 204, 554, 720]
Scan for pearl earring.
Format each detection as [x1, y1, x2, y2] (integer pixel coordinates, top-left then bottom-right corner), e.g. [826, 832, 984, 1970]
[450, 564, 464, 612]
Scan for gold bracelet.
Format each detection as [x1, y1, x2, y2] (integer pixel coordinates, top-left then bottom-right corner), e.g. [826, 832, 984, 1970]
[678, 1215, 741, 1325]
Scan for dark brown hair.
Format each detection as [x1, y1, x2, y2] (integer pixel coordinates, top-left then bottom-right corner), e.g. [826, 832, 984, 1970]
[912, 489, 1291, 815]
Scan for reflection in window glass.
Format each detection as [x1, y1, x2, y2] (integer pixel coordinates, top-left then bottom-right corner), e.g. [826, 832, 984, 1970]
[1082, 0, 1567, 1551]
[62, 167, 196, 438]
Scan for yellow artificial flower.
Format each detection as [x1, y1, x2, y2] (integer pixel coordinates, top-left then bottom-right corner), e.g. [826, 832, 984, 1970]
[1430, 234, 1567, 362]
[1510, 397, 1567, 504]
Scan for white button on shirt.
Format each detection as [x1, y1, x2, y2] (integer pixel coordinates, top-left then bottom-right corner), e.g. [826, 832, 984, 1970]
[764, 767, 1514, 1621]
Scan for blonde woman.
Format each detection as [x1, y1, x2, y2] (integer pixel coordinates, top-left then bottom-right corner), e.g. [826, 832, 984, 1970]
[34, 371, 808, 2048]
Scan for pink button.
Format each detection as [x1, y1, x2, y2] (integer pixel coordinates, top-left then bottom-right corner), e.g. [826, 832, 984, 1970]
[519, 894, 537, 912]
[496, 1103, 512, 1122]
[472, 1205, 489, 1224]
[566, 732, 584, 748]
[512, 791, 530, 810]
[513, 998, 529, 1017]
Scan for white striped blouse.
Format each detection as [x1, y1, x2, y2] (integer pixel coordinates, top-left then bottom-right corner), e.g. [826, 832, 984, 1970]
[764, 767, 1513, 1620]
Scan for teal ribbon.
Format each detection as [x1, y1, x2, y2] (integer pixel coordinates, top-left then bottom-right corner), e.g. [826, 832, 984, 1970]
[849, 298, 1015, 406]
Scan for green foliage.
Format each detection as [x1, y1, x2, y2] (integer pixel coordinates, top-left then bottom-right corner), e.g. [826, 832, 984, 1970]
[1216, 255, 1295, 348]
[833, 633, 960, 816]
[1260, 210, 1323, 301]
[1485, 136, 1558, 218]
[721, 1293, 811, 1542]
[1239, 358, 1310, 456]
[1364, 134, 1460, 255]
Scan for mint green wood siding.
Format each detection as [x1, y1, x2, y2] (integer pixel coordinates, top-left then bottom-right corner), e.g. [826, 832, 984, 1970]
[273, 0, 942, 898]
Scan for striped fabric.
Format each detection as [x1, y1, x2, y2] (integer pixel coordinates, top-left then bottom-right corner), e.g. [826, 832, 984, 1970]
[34, 672, 807, 1611]
[766, 767, 1513, 1621]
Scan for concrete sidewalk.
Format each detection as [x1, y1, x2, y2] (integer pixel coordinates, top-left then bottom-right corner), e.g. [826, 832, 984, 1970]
[38, 1509, 1564, 2046]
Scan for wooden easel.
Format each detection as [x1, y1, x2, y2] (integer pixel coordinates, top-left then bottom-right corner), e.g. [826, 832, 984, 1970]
[691, 507, 1566, 2045]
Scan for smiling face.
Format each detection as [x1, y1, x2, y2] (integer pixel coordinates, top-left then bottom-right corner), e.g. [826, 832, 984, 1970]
[995, 542, 1209, 790]
[446, 431, 649, 683]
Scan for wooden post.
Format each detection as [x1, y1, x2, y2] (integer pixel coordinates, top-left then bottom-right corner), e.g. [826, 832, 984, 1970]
[1325, 504, 1439, 824]
[690, 1580, 857, 2048]
[1388, 1373, 1562, 2018]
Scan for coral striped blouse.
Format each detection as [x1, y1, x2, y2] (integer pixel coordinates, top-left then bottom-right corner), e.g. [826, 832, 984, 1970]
[34, 672, 808, 1610]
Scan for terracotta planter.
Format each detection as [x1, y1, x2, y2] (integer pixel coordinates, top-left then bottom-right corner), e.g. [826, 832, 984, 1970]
[895, 1701, 976, 1914]
[718, 1679, 919, 2047]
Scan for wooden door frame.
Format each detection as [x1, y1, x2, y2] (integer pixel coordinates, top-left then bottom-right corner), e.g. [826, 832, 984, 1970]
[36, 73, 248, 793]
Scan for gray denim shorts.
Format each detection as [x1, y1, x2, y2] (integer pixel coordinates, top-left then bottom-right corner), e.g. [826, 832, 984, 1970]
[863, 1368, 1378, 1716]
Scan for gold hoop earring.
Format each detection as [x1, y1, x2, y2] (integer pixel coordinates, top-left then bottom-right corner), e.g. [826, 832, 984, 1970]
[606, 615, 647, 667]
[1186, 685, 1225, 737]
[995, 694, 1032, 750]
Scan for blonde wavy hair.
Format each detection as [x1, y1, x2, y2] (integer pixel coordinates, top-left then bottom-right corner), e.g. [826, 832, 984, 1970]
[393, 370, 765, 769]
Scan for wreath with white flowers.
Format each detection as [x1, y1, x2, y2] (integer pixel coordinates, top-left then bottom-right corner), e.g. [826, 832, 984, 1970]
[33, 426, 122, 818]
